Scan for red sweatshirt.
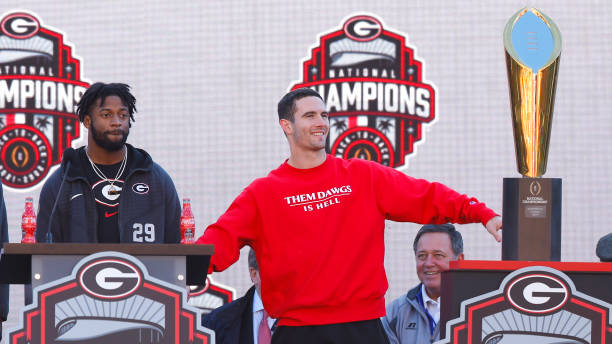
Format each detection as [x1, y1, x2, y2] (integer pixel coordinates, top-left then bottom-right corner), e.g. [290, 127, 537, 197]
[196, 155, 497, 326]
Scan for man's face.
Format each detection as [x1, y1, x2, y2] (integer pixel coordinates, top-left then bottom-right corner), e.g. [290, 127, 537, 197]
[415, 232, 462, 300]
[84, 95, 130, 152]
[283, 96, 329, 153]
[249, 267, 262, 295]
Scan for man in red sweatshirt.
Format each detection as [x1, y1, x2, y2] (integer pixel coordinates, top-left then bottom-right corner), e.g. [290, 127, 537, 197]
[196, 88, 502, 344]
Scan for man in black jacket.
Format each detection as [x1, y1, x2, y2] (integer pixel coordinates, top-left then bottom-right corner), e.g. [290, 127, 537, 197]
[36, 82, 180, 243]
[0, 183, 8, 340]
[202, 249, 275, 344]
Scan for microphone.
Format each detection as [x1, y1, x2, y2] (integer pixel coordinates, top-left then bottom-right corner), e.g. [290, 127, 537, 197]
[596, 233, 612, 262]
[45, 149, 75, 243]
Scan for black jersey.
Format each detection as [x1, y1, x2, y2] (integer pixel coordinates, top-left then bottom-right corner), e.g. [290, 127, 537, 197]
[79, 149, 132, 243]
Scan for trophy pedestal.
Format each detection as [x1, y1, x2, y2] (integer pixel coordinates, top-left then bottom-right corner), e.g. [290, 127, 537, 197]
[502, 177, 561, 261]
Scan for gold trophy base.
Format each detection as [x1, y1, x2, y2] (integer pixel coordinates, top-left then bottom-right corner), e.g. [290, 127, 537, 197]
[502, 177, 561, 261]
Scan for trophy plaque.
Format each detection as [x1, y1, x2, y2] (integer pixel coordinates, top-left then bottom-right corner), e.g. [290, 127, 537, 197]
[502, 8, 562, 261]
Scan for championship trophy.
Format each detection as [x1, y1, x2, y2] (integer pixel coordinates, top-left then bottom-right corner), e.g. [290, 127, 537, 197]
[502, 8, 562, 261]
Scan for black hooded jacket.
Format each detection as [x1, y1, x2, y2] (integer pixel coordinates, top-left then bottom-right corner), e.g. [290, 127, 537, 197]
[36, 144, 181, 243]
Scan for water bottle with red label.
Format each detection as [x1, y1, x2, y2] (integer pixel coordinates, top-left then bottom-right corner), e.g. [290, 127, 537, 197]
[21, 197, 37, 244]
[180, 198, 195, 244]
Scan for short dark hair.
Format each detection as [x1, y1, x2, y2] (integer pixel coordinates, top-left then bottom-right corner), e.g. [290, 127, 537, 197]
[76, 82, 137, 123]
[277, 88, 323, 122]
[248, 248, 258, 270]
[413, 224, 463, 257]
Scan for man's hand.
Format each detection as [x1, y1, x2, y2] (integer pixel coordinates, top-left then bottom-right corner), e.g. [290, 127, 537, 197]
[485, 216, 502, 242]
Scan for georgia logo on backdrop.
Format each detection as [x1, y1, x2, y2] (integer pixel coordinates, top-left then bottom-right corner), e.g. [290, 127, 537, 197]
[291, 14, 437, 169]
[0, 11, 89, 189]
[9, 252, 213, 343]
[439, 266, 612, 344]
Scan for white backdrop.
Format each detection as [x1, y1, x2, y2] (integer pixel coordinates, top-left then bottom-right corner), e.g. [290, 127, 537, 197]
[2, 0, 611, 337]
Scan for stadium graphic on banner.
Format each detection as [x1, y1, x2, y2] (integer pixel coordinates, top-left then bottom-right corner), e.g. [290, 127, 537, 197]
[291, 14, 437, 169]
[187, 276, 235, 315]
[9, 252, 214, 343]
[0, 11, 89, 190]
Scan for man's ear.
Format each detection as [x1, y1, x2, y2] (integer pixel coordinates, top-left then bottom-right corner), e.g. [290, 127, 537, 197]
[249, 267, 259, 284]
[83, 115, 91, 130]
[279, 119, 293, 135]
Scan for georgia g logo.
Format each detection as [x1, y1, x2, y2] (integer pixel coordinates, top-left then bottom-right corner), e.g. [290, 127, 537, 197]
[0, 13, 40, 39]
[132, 182, 150, 194]
[506, 273, 569, 314]
[343, 16, 382, 41]
[78, 259, 142, 299]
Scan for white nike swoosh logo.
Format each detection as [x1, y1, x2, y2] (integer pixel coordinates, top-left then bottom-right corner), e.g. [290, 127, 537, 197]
[70, 193, 83, 200]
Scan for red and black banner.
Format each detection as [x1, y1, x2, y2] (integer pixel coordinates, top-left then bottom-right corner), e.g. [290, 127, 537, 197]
[291, 14, 437, 169]
[9, 252, 213, 343]
[0, 11, 89, 189]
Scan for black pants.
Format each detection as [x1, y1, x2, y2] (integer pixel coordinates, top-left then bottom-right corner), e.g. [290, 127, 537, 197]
[272, 319, 390, 344]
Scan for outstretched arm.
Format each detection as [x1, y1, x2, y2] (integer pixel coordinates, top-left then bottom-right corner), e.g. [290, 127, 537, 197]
[371, 161, 501, 240]
[196, 188, 259, 273]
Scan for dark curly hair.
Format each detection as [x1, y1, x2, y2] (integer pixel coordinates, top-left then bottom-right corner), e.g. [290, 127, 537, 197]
[76, 82, 137, 123]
